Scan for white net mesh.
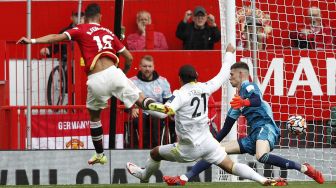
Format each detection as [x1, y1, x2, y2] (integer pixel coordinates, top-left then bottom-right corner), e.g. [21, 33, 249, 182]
[218, 0, 336, 182]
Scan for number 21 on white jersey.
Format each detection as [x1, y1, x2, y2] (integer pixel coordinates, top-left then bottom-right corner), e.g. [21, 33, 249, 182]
[190, 93, 207, 118]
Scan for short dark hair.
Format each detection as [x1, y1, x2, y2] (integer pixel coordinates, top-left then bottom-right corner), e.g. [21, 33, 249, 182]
[85, 3, 101, 18]
[179, 64, 198, 83]
[231, 62, 249, 71]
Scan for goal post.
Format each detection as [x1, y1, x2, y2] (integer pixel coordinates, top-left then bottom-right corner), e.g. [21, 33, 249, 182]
[218, 0, 336, 182]
[218, 0, 239, 182]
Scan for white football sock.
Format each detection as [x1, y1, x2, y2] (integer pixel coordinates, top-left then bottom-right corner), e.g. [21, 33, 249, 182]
[142, 157, 161, 180]
[232, 163, 267, 184]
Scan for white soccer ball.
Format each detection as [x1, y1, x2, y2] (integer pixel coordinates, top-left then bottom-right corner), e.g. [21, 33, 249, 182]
[286, 115, 307, 135]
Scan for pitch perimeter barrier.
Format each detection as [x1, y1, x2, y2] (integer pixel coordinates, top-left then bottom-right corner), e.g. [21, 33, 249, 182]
[0, 149, 334, 185]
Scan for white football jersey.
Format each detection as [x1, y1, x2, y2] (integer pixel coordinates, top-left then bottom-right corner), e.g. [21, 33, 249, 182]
[165, 52, 235, 146]
[167, 82, 212, 146]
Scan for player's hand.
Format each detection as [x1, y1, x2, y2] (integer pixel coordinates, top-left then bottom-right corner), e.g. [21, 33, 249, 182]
[230, 94, 247, 109]
[226, 43, 236, 53]
[17, 37, 31, 44]
[183, 10, 192, 23]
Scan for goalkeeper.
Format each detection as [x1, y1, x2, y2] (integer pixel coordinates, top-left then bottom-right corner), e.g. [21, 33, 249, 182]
[164, 62, 324, 185]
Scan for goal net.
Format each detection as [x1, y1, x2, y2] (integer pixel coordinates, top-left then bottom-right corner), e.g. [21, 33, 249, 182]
[218, 0, 336, 182]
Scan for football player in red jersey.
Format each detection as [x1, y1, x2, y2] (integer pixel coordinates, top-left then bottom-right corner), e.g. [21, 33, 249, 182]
[17, 3, 158, 165]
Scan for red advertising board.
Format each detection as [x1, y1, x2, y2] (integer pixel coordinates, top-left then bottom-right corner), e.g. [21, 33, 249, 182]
[31, 110, 111, 149]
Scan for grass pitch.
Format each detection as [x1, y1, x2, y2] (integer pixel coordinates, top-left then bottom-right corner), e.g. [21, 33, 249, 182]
[5, 181, 335, 188]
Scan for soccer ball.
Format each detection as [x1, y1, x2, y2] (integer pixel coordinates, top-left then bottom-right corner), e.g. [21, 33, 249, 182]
[286, 115, 307, 135]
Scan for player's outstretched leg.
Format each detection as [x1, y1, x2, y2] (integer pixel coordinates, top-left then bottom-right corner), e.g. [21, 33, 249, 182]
[218, 155, 288, 186]
[231, 162, 273, 186]
[140, 97, 156, 109]
[302, 163, 325, 184]
[256, 140, 324, 184]
[148, 102, 175, 115]
[137, 94, 174, 116]
[126, 158, 160, 183]
[127, 147, 162, 183]
[268, 178, 288, 186]
[257, 152, 325, 184]
[162, 164, 288, 186]
[126, 162, 148, 183]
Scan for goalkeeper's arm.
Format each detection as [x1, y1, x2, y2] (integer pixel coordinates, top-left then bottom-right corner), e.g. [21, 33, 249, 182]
[215, 115, 236, 141]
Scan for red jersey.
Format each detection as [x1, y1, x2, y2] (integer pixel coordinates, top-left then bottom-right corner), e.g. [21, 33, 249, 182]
[64, 23, 125, 73]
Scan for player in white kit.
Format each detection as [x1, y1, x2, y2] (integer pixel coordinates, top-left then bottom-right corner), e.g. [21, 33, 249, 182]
[126, 44, 280, 186]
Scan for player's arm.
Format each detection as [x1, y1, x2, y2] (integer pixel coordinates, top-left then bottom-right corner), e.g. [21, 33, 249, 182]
[247, 93, 261, 106]
[205, 44, 235, 94]
[17, 33, 68, 44]
[215, 116, 236, 141]
[119, 48, 133, 74]
[148, 91, 181, 116]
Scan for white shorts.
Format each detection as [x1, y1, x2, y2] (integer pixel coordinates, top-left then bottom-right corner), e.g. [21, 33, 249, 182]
[158, 136, 226, 165]
[86, 66, 141, 110]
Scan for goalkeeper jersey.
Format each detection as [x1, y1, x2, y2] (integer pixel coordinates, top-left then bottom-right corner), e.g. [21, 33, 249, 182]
[228, 80, 280, 134]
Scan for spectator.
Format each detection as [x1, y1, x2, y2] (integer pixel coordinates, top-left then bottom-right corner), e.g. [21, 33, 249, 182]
[126, 10, 168, 50]
[40, 11, 85, 61]
[290, 6, 334, 49]
[236, 7, 272, 50]
[176, 6, 220, 50]
[130, 55, 174, 148]
[238, 16, 267, 50]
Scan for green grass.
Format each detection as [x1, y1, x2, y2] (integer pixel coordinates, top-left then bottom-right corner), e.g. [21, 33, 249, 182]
[4, 182, 335, 188]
